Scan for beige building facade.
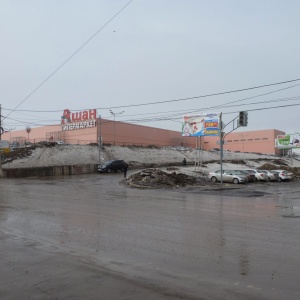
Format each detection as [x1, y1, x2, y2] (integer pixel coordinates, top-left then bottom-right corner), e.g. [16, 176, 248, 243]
[2, 108, 285, 155]
[201, 129, 284, 155]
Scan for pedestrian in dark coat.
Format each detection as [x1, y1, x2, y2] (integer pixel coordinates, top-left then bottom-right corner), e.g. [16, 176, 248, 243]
[124, 162, 128, 178]
[182, 158, 187, 167]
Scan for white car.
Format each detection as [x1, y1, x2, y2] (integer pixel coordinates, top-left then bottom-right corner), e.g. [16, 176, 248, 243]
[245, 169, 268, 182]
[271, 170, 293, 181]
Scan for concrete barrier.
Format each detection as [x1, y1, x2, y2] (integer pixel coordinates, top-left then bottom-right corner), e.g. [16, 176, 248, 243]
[2, 164, 97, 178]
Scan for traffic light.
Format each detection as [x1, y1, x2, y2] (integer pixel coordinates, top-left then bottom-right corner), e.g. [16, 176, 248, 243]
[238, 111, 248, 126]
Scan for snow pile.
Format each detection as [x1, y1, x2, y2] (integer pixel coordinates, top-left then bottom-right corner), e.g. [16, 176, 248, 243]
[3, 145, 101, 168]
[3, 145, 300, 173]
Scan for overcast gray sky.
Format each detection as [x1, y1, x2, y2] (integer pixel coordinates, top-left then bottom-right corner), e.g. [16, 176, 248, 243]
[1, 0, 300, 134]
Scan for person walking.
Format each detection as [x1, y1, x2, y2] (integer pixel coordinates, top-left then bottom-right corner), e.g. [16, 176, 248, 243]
[182, 158, 186, 167]
[123, 162, 128, 178]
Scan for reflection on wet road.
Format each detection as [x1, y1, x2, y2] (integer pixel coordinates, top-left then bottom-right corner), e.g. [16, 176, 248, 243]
[1, 174, 300, 299]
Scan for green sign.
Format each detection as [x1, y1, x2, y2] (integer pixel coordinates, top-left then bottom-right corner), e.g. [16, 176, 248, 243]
[277, 134, 300, 149]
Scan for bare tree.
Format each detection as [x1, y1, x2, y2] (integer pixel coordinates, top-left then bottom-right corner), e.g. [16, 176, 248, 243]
[26, 126, 31, 143]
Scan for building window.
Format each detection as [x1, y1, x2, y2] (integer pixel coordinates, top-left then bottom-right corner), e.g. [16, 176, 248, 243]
[262, 138, 268, 140]
[241, 139, 246, 141]
[234, 140, 239, 142]
[255, 138, 260, 140]
[227, 140, 232, 142]
[248, 139, 253, 141]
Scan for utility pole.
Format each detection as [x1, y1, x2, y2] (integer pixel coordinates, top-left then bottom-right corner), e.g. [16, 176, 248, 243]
[219, 111, 248, 186]
[98, 115, 102, 163]
[109, 110, 124, 145]
[219, 113, 223, 185]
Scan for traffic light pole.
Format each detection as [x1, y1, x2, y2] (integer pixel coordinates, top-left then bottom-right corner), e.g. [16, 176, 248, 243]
[220, 113, 223, 185]
[238, 111, 248, 127]
[219, 112, 248, 186]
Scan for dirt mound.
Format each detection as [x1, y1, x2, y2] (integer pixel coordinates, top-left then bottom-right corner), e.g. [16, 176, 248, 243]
[258, 163, 281, 170]
[258, 163, 300, 178]
[270, 159, 288, 166]
[126, 168, 208, 189]
[224, 159, 246, 165]
[2, 147, 34, 164]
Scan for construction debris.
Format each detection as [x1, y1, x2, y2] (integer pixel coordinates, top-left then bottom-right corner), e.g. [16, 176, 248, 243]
[126, 168, 209, 189]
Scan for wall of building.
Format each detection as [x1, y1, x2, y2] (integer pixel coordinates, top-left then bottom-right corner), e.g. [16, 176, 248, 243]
[60, 125, 98, 144]
[2, 119, 195, 147]
[99, 119, 195, 147]
[1, 119, 284, 155]
[3, 125, 62, 144]
[201, 129, 284, 155]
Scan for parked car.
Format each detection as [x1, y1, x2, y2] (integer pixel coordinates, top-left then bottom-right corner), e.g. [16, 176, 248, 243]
[10, 141, 20, 150]
[208, 170, 246, 184]
[259, 170, 279, 182]
[233, 170, 256, 182]
[271, 170, 293, 181]
[208, 170, 224, 182]
[98, 160, 125, 173]
[245, 169, 268, 182]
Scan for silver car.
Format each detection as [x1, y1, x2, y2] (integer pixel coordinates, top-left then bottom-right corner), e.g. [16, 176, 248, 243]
[233, 170, 256, 182]
[271, 170, 293, 181]
[259, 170, 279, 182]
[208, 170, 246, 184]
[245, 169, 268, 182]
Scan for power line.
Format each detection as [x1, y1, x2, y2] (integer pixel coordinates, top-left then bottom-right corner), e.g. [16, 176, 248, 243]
[224, 102, 300, 115]
[3, 0, 134, 121]
[97, 78, 300, 109]
[5, 101, 300, 129]
[3, 116, 59, 127]
[4, 90, 300, 128]
[119, 94, 300, 121]
[103, 95, 300, 125]
[119, 102, 300, 124]
[3, 79, 300, 115]
[4, 95, 300, 129]
[202, 83, 300, 111]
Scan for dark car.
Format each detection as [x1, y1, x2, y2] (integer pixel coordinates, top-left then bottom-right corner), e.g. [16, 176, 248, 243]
[98, 160, 125, 173]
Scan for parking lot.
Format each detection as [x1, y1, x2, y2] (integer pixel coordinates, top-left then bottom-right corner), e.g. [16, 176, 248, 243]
[1, 173, 300, 299]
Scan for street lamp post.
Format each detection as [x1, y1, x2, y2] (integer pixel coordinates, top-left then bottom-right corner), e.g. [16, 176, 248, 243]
[109, 110, 124, 146]
[98, 115, 102, 163]
[240, 133, 249, 152]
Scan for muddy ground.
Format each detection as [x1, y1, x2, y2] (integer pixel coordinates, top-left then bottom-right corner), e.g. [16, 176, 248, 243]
[2, 145, 300, 188]
[125, 166, 300, 189]
[125, 168, 211, 189]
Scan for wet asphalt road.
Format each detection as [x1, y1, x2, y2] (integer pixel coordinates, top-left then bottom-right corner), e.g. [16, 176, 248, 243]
[1, 173, 300, 300]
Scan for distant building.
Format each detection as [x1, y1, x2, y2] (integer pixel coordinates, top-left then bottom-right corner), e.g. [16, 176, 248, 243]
[1, 108, 285, 155]
[201, 129, 285, 155]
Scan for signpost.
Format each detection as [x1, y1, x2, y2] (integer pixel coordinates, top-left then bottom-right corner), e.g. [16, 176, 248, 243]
[275, 133, 300, 166]
[276, 134, 300, 149]
[182, 113, 221, 137]
[182, 113, 221, 172]
[182, 111, 248, 186]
